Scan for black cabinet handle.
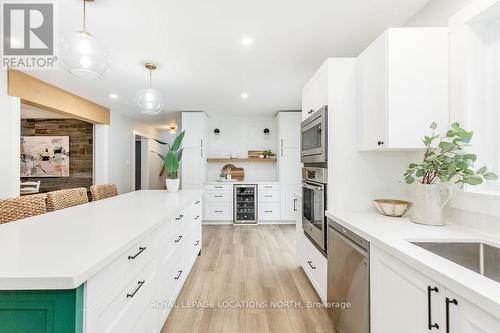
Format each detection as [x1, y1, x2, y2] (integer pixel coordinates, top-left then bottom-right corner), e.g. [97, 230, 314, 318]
[194, 215, 200, 220]
[307, 261, 316, 270]
[174, 270, 183, 280]
[175, 214, 184, 221]
[214, 195, 223, 198]
[294, 198, 297, 211]
[427, 286, 440, 330]
[264, 195, 272, 198]
[215, 186, 223, 189]
[128, 246, 146, 260]
[214, 210, 223, 213]
[194, 240, 200, 246]
[126, 280, 145, 298]
[265, 210, 273, 213]
[195, 200, 200, 204]
[377, 140, 384, 146]
[446, 297, 458, 333]
[174, 235, 183, 243]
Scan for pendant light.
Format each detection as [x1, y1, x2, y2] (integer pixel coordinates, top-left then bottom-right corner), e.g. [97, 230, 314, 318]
[135, 63, 164, 115]
[59, 0, 110, 79]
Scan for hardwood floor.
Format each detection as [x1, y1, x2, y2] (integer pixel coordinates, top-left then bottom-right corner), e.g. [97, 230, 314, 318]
[161, 225, 335, 333]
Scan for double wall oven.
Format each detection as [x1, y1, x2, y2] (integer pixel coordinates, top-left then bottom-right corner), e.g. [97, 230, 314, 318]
[301, 106, 329, 256]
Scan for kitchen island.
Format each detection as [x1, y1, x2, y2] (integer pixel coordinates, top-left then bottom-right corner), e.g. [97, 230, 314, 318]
[0, 190, 203, 333]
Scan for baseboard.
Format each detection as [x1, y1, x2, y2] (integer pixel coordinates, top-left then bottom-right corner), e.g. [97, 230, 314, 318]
[202, 220, 295, 225]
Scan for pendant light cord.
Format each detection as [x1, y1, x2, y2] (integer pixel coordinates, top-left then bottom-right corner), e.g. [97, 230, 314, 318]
[149, 69, 152, 88]
[82, 0, 87, 33]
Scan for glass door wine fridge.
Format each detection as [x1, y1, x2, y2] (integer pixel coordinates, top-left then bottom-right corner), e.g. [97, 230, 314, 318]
[233, 184, 257, 224]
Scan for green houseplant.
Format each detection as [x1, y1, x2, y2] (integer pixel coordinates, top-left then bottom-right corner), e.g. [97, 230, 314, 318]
[404, 122, 497, 226]
[153, 131, 185, 192]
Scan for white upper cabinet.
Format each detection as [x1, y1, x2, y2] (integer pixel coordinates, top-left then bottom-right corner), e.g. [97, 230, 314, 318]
[182, 112, 207, 149]
[302, 61, 329, 120]
[357, 28, 449, 151]
[277, 112, 301, 148]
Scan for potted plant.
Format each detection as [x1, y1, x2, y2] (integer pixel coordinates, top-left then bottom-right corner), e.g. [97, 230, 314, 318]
[404, 122, 497, 226]
[153, 131, 185, 192]
[262, 150, 275, 159]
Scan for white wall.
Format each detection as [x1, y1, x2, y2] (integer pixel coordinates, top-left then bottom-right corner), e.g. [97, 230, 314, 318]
[0, 71, 21, 199]
[206, 114, 278, 181]
[107, 112, 164, 194]
[405, 0, 476, 26]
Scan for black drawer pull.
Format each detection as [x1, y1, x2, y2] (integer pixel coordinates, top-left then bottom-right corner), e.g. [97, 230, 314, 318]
[215, 186, 223, 189]
[214, 195, 223, 198]
[377, 140, 384, 146]
[174, 235, 183, 243]
[195, 200, 200, 204]
[128, 247, 146, 260]
[194, 215, 200, 220]
[265, 210, 273, 213]
[264, 186, 273, 188]
[264, 195, 272, 198]
[307, 261, 316, 269]
[175, 214, 184, 221]
[446, 297, 458, 333]
[174, 270, 183, 280]
[194, 240, 200, 246]
[214, 210, 223, 213]
[126, 280, 145, 298]
[427, 286, 440, 330]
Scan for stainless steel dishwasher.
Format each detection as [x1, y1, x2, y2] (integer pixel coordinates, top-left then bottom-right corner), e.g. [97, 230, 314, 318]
[327, 218, 370, 333]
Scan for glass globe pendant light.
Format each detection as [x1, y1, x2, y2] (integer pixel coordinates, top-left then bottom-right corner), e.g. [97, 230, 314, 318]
[59, 0, 110, 79]
[135, 63, 164, 115]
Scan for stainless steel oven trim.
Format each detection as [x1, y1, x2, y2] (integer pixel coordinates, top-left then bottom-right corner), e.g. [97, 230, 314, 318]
[301, 177, 327, 255]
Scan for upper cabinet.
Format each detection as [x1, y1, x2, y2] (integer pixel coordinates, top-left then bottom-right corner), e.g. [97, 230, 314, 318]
[181, 112, 207, 189]
[302, 61, 329, 121]
[357, 28, 449, 151]
[277, 112, 301, 148]
[182, 112, 207, 149]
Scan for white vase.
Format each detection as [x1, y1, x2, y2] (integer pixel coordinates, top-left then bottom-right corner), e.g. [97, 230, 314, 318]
[410, 183, 452, 226]
[165, 178, 180, 192]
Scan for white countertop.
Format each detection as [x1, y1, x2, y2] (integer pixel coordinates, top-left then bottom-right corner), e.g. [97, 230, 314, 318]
[326, 209, 500, 320]
[0, 190, 202, 290]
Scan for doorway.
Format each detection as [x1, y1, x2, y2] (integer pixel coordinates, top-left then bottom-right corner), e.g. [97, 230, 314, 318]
[135, 135, 142, 191]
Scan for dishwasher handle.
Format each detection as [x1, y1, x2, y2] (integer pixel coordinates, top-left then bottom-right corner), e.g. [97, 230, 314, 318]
[329, 225, 368, 257]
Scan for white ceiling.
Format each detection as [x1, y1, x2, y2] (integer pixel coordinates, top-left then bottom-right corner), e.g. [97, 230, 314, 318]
[27, 0, 431, 124]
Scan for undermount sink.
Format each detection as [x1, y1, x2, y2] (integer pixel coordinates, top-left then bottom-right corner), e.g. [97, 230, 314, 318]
[410, 241, 500, 284]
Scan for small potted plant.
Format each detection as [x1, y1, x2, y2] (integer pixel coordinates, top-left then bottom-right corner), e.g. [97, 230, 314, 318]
[262, 150, 275, 159]
[153, 131, 185, 192]
[404, 122, 497, 226]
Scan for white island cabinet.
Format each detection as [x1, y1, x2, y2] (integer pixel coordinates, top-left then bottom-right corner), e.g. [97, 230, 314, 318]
[0, 190, 202, 333]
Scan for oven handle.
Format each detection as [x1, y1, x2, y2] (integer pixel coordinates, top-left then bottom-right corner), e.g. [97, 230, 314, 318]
[302, 182, 323, 192]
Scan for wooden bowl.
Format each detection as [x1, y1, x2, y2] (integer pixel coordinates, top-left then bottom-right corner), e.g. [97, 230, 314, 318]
[373, 199, 412, 217]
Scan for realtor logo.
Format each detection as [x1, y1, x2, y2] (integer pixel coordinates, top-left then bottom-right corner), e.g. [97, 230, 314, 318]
[1, 1, 58, 69]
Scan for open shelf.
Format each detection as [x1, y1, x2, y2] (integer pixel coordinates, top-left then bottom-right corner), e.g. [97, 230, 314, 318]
[207, 157, 277, 163]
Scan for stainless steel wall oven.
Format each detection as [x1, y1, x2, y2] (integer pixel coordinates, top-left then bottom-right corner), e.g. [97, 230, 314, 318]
[302, 166, 327, 255]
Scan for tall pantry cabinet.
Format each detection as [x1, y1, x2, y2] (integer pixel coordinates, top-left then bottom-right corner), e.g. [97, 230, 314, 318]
[181, 112, 208, 190]
[277, 112, 302, 220]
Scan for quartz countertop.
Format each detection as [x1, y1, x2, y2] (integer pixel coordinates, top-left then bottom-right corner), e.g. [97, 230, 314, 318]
[326, 209, 500, 320]
[0, 190, 202, 290]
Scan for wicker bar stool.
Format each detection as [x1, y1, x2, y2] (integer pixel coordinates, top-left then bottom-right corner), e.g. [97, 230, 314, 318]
[46, 188, 89, 212]
[0, 194, 47, 224]
[90, 184, 118, 201]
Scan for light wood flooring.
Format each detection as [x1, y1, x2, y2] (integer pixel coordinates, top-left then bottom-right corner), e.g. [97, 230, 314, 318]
[161, 225, 335, 333]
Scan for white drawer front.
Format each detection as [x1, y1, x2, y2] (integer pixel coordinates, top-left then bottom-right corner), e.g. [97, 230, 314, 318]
[258, 190, 280, 202]
[258, 202, 280, 220]
[301, 236, 327, 302]
[259, 183, 280, 191]
[204, 184, 233, 191]
[204, 203, 232, 220]
[204, 190, 232, 202]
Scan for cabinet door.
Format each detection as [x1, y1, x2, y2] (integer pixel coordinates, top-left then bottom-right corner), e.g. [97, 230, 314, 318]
[313, 62, 329, 111]
[302, 83, 314, 120]
[295, 195, 302, 259]
[278, 148, 300, 184]
[182, 112, 204, 148]
[278, 113, 301, 148]
[356, 32, 388, 151]
[280, 184, 299, 221]
[371, 246, 445, 333]
[181, 148, 203, 188]
[446, 290, 500, 333]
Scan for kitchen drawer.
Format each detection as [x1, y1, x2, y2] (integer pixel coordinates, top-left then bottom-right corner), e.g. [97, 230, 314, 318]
[204, 184, 233, 191]
[258, 202, 280, 220]
[85, 225, 163, 309]
[86, 259, 158, 333]
[204, 190, 232, 202]
[301, 235, 327, 302]
[204, 202, 232, 220]
[259, 183, 280, 192]
[258, 190, 280, 202]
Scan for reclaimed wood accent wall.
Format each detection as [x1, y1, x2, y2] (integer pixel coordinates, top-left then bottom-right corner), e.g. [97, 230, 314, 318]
[21, 119, 93, 192]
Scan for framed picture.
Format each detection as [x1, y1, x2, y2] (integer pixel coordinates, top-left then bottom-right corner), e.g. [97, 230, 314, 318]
[20, 136, 70, 177]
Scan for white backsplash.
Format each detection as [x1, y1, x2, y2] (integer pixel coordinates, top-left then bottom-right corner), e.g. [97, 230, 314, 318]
[206, 114, 278, 181]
